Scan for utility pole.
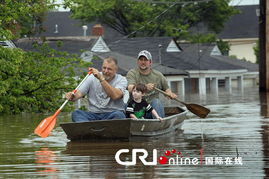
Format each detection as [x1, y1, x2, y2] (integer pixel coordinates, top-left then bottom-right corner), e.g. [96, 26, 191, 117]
[259, 0, 268, 91]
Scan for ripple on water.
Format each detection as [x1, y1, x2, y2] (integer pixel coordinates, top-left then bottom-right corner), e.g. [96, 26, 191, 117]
[0, 88, 268, 178]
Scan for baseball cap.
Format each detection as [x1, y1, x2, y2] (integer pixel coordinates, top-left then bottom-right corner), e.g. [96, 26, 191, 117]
[137, 50, 152, 61]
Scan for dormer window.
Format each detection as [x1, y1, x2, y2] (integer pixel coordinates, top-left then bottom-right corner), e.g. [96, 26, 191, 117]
[91, 37, 110, 52]
[166, 40, 181, 52]
[210, 45, 222, 56]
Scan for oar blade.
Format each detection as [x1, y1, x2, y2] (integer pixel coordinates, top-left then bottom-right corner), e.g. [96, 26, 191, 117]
[186, 103, 210, 118]
[34, 116, 57, 138]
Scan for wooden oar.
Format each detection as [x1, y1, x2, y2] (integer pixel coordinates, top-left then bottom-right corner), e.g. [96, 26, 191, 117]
[154, 87, 210, 118]
[34, 72, 92, 138]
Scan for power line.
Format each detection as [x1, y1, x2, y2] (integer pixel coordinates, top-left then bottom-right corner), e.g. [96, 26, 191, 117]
[132, 0, 212, 5]
[108, 2, 176, 47]
[109, 0, 213, 47]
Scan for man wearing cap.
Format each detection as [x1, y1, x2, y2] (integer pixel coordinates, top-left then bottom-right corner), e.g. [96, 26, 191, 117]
[126, 50, 177, 118]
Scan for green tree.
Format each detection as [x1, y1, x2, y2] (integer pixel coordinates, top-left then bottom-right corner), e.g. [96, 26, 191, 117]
[187, 33, 217, 43]
[64, 0, 238, 37]
[216, 39, 230, 56]
[0, 0, 53, 40]
[0, 43, 90, 114]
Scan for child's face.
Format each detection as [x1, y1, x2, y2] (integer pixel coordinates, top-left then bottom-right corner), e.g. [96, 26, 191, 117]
[132, 88, 144, 100]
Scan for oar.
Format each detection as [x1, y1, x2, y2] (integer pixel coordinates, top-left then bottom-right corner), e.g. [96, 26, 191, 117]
[154, 87, 210, 118]
[34, 72, 92, 138]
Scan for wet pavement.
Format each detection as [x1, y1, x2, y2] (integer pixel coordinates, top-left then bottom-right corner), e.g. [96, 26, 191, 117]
[0, 87, 268, 178]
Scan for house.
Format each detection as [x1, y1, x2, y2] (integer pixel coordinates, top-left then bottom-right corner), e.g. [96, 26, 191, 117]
[15, 11, 259, 98]
[218, 5, 259, 63]
[105, 37, 258, 96]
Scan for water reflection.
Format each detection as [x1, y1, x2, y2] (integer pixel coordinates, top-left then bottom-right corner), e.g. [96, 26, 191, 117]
[259, 92, 269, 178]
[35, 148, 57, 175]
[260, 92, 269, 117]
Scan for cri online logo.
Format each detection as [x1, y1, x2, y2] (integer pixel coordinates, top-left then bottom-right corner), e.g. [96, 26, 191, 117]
[115, 148, 202, 166]
[115, 148, 243, 166]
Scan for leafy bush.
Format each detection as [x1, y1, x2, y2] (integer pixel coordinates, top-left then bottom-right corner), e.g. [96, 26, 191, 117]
[0, 43, 89, 114]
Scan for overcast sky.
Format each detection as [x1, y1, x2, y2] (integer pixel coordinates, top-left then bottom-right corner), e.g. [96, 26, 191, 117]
[229, 0, 259, 6]
[54, 0, 259, 11]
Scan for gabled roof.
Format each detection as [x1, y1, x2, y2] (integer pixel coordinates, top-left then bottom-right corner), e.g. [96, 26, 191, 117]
[15, 36, 258, 74]
[218, 5, 259, 39]
[108, 36, 180, 61]
[15, 38, 187, 75]
[108, 37, 258, 72]
[91, 37, 110, 52]
[165, 43, 258, 71]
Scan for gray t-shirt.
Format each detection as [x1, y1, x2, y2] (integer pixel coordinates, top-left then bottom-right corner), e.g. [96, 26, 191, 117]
[126, 68, 169, 103]
[78, 73, 127, 113]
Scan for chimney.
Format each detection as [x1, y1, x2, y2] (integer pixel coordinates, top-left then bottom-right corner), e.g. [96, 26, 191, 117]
[92, 24, 104, 36]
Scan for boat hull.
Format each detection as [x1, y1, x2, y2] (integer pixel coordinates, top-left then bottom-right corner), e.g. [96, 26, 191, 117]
[60, 107, 188, 140]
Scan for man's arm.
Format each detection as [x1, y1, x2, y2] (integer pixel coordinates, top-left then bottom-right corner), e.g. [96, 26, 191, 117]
[165, 89, 178, 99]
[126, 69, 136, 93]
[65, 90, 84, 101]
[158, 72, 177, 99]
[100, 80, 124, 100]
[90, 67, 126, 100]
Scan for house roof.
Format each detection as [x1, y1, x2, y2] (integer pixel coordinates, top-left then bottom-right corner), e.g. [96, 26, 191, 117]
[218, 5, 259, 39]
[107, 37, 258, 72]
[38, 11, 124, 42]
[15, 36, 258, 74]
[40, 5, 259, 41]
[212, 55, 258, 72]
[94, 51, 187, 75]
[168, 43, 248, 71]
[15, 38, 91, 54]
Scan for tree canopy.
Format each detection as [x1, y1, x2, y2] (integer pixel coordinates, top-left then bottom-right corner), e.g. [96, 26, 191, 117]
[0, 0, 52, 40]
[0, 1, 90, 114]
[0, 44, 89, 114]
[64, 0, 238, 38]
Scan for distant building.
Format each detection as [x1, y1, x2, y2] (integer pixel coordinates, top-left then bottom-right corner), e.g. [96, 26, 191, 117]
[15, 11, 259, 98]
[218, 5, 259, 63]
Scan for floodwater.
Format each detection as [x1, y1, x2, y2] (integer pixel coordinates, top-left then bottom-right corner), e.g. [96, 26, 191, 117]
[0, 87, 269, 178]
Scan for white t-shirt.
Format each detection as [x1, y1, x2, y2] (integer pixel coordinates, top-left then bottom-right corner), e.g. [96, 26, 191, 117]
[78, 73, 127, 113]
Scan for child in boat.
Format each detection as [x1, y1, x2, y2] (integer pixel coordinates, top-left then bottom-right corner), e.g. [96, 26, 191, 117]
[126, 83, 163, 121]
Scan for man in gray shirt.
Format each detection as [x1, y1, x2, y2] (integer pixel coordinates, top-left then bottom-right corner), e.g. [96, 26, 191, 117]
[66, 57, 127, 122]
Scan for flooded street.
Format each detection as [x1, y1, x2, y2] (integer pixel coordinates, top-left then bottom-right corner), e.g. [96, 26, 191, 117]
[0, 87, 268, 178]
